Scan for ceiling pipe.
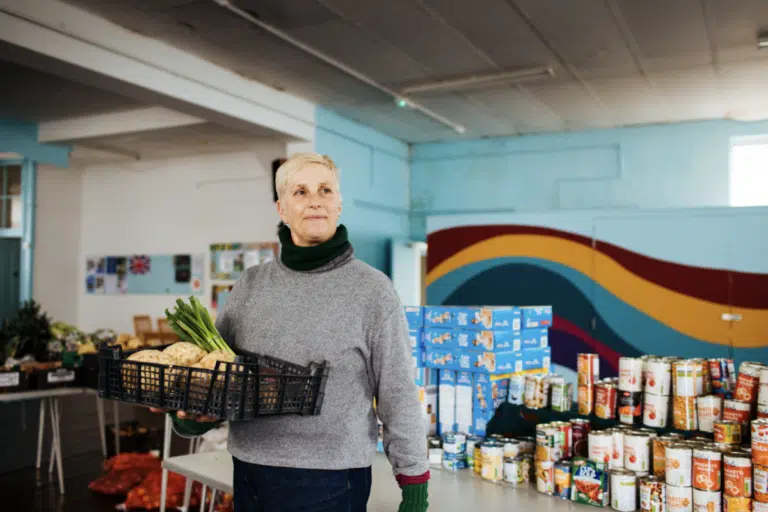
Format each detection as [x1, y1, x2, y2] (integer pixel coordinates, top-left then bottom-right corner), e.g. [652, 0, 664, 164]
[212, 0, 466, 134]
[401, 66, 554, 95]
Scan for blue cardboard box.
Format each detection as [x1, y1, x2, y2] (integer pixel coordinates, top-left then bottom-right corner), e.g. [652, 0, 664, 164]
[408, 329, 423, 349]
[454, 307, 521, 331]
[521, 328, 548, 349]
[404, 306, 424, 328]
[424, 306, 456, 328]
[521, 306, 553, 329]
[425, 348, 471, 371]
[472, 346, 552, 374]
[473, 373, 509, 411]
[456, 329, 522, 352]
[455, 371, 473, 434]
[472, 407, 495, 437]
[412, 346, 425, 368]
[423, 328, 458, 350]
[438, 370, 456, 435]
[521, 346, 551, 372]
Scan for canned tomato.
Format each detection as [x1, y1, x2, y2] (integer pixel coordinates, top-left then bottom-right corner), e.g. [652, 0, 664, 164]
[611, 469, 638, 512]
[724, 452, 752, 497]
[693, 488, 721, 512]
[611, 428, 625, 469]
[619, 357, 644, 392]
[596, 381, 619, 419]
[554, 460, 573, 499]
[754, 464, 768, 503]
[697, 395, 723, 433]
[723, 496, 752, 512]
[481, 441, 504, 483]
[693, 447, 722, 491]
[646, 358, 673, 396]
[674, 360, 699, 397]
[666, 444, 693, 487]
[625, 431, 652, 472]
[645, 392, 671, 428]
[508, 374, 525, 405]
[536, 460, 554, 494]
[674, 396, 698, 431]
[579, 384, 595, 415]
[723, 400, 752, 436]
[735, 362, 764, 404]
[667, 483, 694, 512]
[590, 430, 614, 465]
[654, 436, 678, 477]
[641, 475, 666, 512]
[752, 419, 768, 467]
[715, 421, 743, 445]
[504, 456, 522, 484]
[579, 353, 600, 386]
[619, 390, 643, 425]
[571, 418, 591, 458]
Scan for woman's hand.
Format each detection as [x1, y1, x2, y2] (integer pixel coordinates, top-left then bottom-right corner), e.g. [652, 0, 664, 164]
[149, 407, 218, 423]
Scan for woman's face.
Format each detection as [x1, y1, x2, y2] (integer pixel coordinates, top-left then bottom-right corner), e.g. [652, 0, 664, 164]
[277, 163, 342, 247]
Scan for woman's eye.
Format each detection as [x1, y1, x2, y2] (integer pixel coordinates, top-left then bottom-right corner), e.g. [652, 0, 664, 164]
[294, 190, 305, 196]
[322, 188, 332, 193]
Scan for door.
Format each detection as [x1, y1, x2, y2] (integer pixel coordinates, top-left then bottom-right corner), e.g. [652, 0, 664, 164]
[391, 240, 428, 306]
[0, 238, 21, 324]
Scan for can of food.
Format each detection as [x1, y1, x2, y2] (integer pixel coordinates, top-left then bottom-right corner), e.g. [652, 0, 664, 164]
[760, 405, 768, 420]
[625, 431, 652, 472]
[723, 496, 752, 512]
[508, 374, 525, 405]
[579, 384, 595, 415]
[669, 433, 686, 440]
[579, 353, 600, 386]
[753, 464, 768, 503]
[640, 475, 666, 512]
[428, 437, 442, 466]
[619, 390, 644, 425]
[611, 469, 638, 512]
[674, 360, 699, 397]
[654, 436, 678, 477]
[638, 427, 660, 439]
[517, 436, 535, 455]
[693, 447, 722, 491]
[535, 459, 554, 495]
[666, 444, 693, 487]
[697, 395, 724, 433]
[723, 400, 752, 437]
[473, 440, 483, 473]
[572, 418, 591, 458]
[466, 437, 479, 468]
[646, 358, 673, 396]
[724, 452, 753, 497]
[552, 421, 573, 459]
[551, 382, 573, 413]
[667, 483, 694, 512]
[590, 430, 614, 465]
[645, 392, 671, 428]
[611, 428, 625, 469]
[756, 501, 768, 512]
[714, 421, 743, 446]
[554, 460, 573, 499]
[701, 359, 712, 395]
[735, 362, 764, 404]
[596, 381, 619, 419]
[504, 456, 522, 484]
[752, 419, 768, 467]
[481, 440, 504, 483]
[520, 454, 533, 483]
[536, 424, 556, 461]
[693, 488, 721, 512]
[674, 396, 698, 431]
[620, 357, 644, 392]
[524, 375, 542, 409]
[691, 359, 708, 396]
[758, 368, 768, 408]
[503, 438, 521, 459]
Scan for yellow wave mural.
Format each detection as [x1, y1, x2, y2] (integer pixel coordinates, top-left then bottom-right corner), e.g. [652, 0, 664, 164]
[426, 234, 768, 348]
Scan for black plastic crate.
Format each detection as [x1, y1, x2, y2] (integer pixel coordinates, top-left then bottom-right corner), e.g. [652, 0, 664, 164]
[30, 367, 78, 389]
[0, 369, 30, 393]
[97, 346, 329, 421]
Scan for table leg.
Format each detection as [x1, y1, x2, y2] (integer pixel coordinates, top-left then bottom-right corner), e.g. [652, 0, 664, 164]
[96, 396, 107, 458]
[113, 400, 120, 455]
[208, 489, 216, 512]
[200, 484, 207, 512]
[35, 398, 46, 469]
[182, 478, 194, 511]
[49, 398, 65, 495]
[159, 468, 169, 512]
[48, 400, 61, 474]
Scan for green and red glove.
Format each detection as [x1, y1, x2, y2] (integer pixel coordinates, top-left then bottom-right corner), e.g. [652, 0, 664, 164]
[396, 472, 429, 512]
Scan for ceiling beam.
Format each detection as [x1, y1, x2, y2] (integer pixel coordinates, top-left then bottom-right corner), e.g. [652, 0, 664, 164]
[38, 107, 205, 143]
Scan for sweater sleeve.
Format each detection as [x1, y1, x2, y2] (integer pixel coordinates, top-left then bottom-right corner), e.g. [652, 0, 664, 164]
[370, 305, 430, 477]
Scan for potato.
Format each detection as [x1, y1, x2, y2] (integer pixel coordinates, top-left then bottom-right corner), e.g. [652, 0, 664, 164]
[122, 350, 176, 393]
[162, 342, 206, 366]
[190, 351, 238, 388]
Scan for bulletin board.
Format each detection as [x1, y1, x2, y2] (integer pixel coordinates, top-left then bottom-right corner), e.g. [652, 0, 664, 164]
[211, 284, 234, 312]
[85, 254, 204, 295]
[209, 242, 279, 281]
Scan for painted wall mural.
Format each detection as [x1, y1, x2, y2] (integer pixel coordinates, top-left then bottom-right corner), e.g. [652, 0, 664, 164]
[426, 210, 768, 380]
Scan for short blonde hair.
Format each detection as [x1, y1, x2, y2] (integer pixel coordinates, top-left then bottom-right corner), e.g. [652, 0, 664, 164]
[275, 152, 341, 201]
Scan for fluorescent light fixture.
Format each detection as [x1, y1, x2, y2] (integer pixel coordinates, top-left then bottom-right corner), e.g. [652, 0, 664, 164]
[401, 66, 554, 95]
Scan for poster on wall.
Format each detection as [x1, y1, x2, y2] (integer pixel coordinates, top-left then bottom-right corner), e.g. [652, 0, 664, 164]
[85, 253, 204, 295]
[211, 284, 234, 312]
[209, 242, 279, 281]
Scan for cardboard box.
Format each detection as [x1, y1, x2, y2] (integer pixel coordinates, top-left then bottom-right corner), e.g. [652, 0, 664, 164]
[408, 329, 423, 349]
[424, 306, 456, 328]
[404, 306, 424, 329]
[472, 406, 496, 437]
[425, 348, 471, 371]
[455, 371, 473, 435]
[412, 346, 425, 368]
[454, 307, 521, 331]
[456, 329, 522, 352]
[427, 346, 551, 374]
[473, 373, 510, 411]
[521, 306, 553, 329]
[521, 328, 548, 349]
[438, 370, 456, 435]
[423, 328, 458, 350]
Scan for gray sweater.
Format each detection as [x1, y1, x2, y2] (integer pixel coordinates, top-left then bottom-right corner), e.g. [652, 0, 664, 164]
[200, 248, 428, 476]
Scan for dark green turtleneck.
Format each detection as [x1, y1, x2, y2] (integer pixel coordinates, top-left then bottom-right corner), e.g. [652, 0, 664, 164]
[278, 223, 351, 271]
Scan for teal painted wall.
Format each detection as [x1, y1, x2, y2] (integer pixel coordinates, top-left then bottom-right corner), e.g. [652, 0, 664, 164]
[0, 118, 71, 168]
[315, 108, 410, 274]
[410, 119, 768, 240]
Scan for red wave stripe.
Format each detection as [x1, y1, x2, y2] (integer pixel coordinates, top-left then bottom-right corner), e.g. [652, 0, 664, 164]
[426, 225, 768, 309]
[552, 315, 621, 372]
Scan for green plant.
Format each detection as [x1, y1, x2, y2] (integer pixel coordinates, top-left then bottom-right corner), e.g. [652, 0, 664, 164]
[4, 300, 53, 362]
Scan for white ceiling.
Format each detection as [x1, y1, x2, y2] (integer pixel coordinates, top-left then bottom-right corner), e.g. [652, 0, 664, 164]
[59, 0, 768, 143]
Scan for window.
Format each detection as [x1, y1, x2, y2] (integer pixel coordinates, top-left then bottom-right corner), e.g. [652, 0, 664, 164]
[730, 142, 768, 207]
[1, 164, 22, 229]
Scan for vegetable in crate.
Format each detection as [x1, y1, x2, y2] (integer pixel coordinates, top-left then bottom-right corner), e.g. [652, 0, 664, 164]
[165, 297, 234, 355]
[123, 350, 176, 392]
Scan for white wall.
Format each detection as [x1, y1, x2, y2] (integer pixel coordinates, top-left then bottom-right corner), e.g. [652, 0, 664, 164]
[34, 164, 82, 324]
[76, 142, 285, 334]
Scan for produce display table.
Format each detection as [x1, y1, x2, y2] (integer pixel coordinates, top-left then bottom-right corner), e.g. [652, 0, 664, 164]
[0, 386, 118, 495]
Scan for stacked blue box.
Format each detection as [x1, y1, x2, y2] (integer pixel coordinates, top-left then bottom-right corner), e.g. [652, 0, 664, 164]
[405, 306, 435, 388]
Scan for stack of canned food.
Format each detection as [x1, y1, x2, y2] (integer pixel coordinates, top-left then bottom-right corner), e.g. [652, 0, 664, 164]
[520, 373, 573, 412]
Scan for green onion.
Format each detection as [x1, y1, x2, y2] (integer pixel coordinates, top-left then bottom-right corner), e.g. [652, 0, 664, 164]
[164, 297, 234, 355]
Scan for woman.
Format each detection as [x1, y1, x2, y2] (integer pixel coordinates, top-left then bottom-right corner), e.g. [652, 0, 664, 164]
[168, 153, 430, 511]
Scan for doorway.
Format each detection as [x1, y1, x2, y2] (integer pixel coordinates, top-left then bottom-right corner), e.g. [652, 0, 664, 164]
[0, 237, 21, 324]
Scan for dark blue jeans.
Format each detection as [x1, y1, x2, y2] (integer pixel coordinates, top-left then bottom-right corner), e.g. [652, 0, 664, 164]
[233, 457, 373, 512]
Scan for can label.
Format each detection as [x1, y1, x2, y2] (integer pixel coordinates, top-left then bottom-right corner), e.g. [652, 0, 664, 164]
[596, 383, 618, 419]
[571, 419, 591, 458]
[723, 400, 752, 437]
[735, 362, 762, 403]
[579, 385, 595, 416]
[536, 460, 554, 494]
[625, 433, 651, 472]
[724, 454, 753, 498]
[758, 369, 768, 407]
[753, 465, 768, 503]
[697, 395, 723, 433]
[508, 375, 525, 405]
[753, 420, 768, 467]
[674, 361, 698, 397]
[693, 448, 722, 491]
[693, 489, 721, 512]
[619, 390, 643, 425]
[667, 483, 693, 512]
[554, 462, 573, 499]
[551, 383, 573, 413]
[578, 353, 600, 386]
[673, 396, 698, 430]
[714, 421, 742, 445]
[504, 457, 522, 484]
[723, 496, 752, 512]
[610, 471, 637, 512]
[646, 359, 673, 395]
[640, 477, 666, 512]
[481, 445, 504, 482]
[653, 437, 675, 477]
[644, 393, 670, 428]
[666, 446, 693, 487]
[619, 357, 644, 392]
[756, 502, 768, 512]
[589, 432, 613, 465]
[612, 430, 625, 470]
